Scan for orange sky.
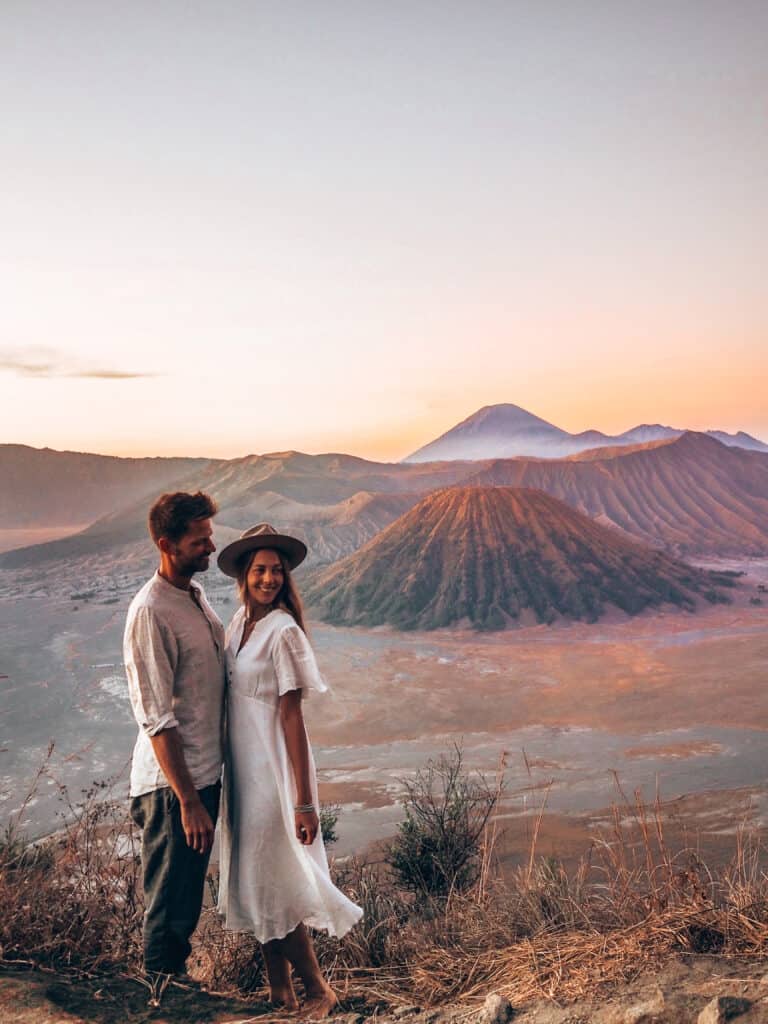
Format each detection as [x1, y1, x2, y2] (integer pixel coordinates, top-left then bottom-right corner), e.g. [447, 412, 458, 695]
[1, 4, 766, 461]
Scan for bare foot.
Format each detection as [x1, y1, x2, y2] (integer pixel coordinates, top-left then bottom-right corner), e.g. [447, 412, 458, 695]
[270, 987, 300, 1013]
[300, 985, 338, 1019]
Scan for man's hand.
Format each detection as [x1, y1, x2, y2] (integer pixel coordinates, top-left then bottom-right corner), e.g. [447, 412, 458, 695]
[148, 728, 216, 854]
[295, 809, 319, 846]
[181, 797, 216, 854]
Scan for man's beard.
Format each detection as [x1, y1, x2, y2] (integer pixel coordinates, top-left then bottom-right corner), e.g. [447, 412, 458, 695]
[177, 553, 210, 576]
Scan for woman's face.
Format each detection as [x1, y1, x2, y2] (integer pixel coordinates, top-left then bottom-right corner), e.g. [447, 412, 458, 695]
[246, 548, 285, 609]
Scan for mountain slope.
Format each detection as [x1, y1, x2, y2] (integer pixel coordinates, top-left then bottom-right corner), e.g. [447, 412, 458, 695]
[0, 447, 476, 564]
[0, 445, 217, 528]
[3, 432, 767, 569]
[0, 485, 422, 572]
[468, 432, 768, 556]
[182, 450, 476, 505]
[304, 487, 734, 630]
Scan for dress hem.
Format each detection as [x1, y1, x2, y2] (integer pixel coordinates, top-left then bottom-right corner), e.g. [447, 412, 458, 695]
[216, 905, 363, 945]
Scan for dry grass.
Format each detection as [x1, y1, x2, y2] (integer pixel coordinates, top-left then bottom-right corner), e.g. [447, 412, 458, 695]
[0, 746, 143, 974]
[337, 785, 768, 1011]
[1, 751, 767, 1014]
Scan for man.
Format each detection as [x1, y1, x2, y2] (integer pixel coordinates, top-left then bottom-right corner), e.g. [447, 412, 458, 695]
[124, 491, 225, 977]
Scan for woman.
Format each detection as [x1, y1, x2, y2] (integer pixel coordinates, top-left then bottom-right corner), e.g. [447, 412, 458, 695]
[216, 523, 362, 1016]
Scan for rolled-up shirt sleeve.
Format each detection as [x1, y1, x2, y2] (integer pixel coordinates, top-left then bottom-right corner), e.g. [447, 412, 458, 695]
[124, 605, 179, 735]
[273, 623, 329, 697]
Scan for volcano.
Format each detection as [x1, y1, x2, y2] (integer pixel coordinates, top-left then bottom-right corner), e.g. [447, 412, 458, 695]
[303, 486, 735, 630]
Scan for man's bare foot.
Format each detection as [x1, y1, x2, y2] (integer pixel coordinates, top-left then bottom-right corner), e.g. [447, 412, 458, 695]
[301, 984, 338, 1018]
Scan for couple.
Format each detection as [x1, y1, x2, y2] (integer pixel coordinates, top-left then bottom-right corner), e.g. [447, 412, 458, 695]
[124, 491, 361, 1015]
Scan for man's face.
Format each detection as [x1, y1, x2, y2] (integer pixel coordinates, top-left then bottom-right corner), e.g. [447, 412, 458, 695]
[169, 518, 215, 576]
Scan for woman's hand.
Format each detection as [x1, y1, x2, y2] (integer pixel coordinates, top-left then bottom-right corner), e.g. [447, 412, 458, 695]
[295, 808, 319, 845]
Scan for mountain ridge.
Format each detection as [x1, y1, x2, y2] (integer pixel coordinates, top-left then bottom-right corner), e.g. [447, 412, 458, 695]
[2, 432, 767, 567]
[0, 444, 218, 528]
[403, 403, 768, 462]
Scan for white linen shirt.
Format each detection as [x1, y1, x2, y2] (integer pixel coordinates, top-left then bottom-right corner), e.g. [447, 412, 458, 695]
[124, 571, 225, 798]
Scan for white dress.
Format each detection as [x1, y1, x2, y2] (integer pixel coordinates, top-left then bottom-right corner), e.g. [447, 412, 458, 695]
[217, 607, 362, 942]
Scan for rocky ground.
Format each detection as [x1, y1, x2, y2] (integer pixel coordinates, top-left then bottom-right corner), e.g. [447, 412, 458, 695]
[2, 955, 768, 1024]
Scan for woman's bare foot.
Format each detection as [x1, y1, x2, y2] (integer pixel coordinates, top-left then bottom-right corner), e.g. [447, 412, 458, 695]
[269, 986, 300, 1012]
[300, 983, 338, 1018]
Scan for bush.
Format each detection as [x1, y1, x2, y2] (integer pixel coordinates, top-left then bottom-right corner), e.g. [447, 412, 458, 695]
[319, 802, 340, 846]
[386, 746, 500, 898]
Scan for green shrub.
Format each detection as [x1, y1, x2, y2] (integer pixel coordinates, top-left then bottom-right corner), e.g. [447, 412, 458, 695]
[387, 746, 500, 898]
[319, 802, 340, 846]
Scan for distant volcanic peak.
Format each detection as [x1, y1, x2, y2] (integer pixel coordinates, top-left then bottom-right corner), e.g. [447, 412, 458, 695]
[304, 485, 728, 631]
[403, 403, 572, 463]
[456, 403, 566, 434]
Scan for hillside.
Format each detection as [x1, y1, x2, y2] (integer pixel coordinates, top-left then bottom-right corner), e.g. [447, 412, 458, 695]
[0, 486, 422, 572]
[3, 432, 767, 571]
[178, 450, 475, 506]
[304, 486, 733, 630]
[0, 444, 216, 528]
[469, 432, 768, 556]
[0, 446, 470, 567]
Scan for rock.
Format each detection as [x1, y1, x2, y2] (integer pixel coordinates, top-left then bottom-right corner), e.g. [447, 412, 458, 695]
[478, 993, 514, 1024]
[697, 996, 752, 1023]
[598, 988, 665, 1023]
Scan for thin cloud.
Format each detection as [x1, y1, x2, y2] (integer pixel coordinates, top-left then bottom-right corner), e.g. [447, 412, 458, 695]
[0, 347, 158, 380]
[67, 369, 154, 379]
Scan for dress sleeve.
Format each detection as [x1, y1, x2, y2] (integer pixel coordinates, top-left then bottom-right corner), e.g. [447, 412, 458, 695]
[273, 623, 329, 697]
[123, 605, 180, 735]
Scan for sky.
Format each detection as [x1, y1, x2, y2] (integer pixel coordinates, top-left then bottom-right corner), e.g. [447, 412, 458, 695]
[1, 1, 766, 461]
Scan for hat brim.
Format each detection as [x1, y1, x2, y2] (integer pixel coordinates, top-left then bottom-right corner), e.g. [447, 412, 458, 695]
[217, 534, 308, 577]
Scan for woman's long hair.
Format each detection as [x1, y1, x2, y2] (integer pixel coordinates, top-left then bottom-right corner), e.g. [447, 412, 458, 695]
[236, 547, 307, 633]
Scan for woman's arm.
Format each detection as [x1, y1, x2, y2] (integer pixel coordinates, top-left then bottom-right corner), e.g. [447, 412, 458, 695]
[279, 689, 319, 845]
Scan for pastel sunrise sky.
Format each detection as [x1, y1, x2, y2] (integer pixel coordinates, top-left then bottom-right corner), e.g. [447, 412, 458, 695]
[1, 1, 766, 461]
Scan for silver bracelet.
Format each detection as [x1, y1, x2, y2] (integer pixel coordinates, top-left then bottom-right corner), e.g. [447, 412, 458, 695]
[294, 803, 316, 814]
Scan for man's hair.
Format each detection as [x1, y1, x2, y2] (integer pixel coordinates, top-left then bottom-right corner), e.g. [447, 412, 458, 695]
[148, 491, 218, 545]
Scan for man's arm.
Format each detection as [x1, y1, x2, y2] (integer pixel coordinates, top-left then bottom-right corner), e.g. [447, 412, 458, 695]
[126, 606, 214, 854]
[149, 728, 215, 854]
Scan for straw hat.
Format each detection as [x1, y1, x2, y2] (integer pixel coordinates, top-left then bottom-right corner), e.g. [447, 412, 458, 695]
[217, 523, 308, 577]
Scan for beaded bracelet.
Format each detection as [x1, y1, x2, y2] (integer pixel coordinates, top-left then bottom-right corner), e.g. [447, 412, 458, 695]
[295, 803, 316, 814]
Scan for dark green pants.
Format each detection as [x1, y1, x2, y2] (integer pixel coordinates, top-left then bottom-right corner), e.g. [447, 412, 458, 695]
[130, 783, 220, 973]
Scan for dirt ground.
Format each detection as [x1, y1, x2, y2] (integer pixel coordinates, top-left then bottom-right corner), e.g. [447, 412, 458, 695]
[2, 955, 768, 1024]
